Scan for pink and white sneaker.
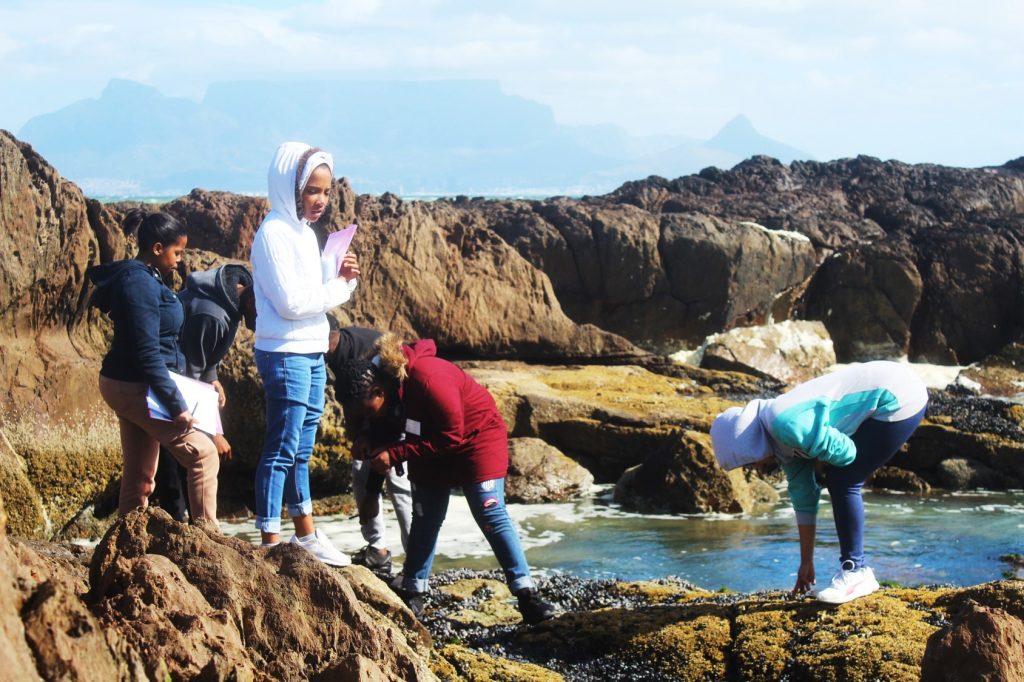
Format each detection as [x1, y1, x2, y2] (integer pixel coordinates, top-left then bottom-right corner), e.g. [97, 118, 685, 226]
[816, 561, 880, 604]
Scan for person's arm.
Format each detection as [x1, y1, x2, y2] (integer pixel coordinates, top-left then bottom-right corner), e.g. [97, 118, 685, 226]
[793, 523, 816, 594]
[782, 458, 820, 594]
[122, 279, 188, 416]
[251, 224, 354, 320]
[181, 313, 225, 383]
[386, 376, 468, 464]
[773, 402, 857, 467]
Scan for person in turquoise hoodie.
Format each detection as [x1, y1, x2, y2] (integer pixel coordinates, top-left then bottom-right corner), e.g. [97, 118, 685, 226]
[710, 361, 928, 604]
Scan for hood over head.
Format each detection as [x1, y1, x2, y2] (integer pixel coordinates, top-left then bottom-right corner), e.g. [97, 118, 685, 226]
[183, 264, 252, 318]
[400, 339, 437, 371]
[87, 259, 157, 313]
[710, 399, 772, 470]
[266, 141, 334, 225]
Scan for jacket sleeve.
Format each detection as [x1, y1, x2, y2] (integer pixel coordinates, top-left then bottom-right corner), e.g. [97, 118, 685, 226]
[387, 376, 469, 463]
[251, 225, 355, 320]
[181, 313, 225, 383]
[772, 400, 857, 467]
[782, 459, 821, 525]
[121, 279, 188, 415]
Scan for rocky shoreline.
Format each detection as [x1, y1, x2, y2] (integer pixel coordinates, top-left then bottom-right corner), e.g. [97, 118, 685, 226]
[2, 129, 1024, 678]
[4, 501, 1022, 681]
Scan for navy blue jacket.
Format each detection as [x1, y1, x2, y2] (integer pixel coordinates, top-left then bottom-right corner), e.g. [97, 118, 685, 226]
[178, 265, 246, 383]
[88, 259, 187, 415]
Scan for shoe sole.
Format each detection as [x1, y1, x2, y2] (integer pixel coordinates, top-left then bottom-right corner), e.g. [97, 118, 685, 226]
[816, 579, 880, 604]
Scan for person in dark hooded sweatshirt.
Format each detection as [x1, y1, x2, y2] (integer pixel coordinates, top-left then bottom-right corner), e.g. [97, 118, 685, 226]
[153, 263, 255, 521]
[334, 333, 558, 625]
[88, 208, 219, 525]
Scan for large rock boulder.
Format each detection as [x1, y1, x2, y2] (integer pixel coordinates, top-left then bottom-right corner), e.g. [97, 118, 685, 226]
[87, 507, 434, 681]
[921, 601, 1024, 681]
[466, 362, 762, 513]
[485, 202, 817, 352]
[603, 155, 1024, 363]
[803, 243, 923, 360]
[697, 319, 836, 385]
[506, 437, 594, 503]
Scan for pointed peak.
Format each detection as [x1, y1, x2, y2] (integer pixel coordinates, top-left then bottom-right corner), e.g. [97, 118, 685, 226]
[715, 114, 758, 137]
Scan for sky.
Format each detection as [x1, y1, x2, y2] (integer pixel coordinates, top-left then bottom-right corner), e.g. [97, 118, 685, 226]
[1, 0, 1022, 167]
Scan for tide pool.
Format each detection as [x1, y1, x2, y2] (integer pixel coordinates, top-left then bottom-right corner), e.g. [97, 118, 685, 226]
[220, 485, 1024, 593]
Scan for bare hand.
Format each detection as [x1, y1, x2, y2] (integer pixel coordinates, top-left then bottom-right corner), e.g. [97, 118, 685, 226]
[172, 410, 196, 432]
[369, 449, 391, 475]
[792, 561, 816, 595]
[339, 252, 360, 281]
[212, 380, 227, 408]
[213, 433, 232, 461]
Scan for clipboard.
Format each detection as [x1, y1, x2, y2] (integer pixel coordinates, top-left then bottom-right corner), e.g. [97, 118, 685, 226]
[147, 372, 224, 436]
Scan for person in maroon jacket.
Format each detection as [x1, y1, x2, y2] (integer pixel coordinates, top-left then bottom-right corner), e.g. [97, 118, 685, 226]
[334, 333, 558, 625]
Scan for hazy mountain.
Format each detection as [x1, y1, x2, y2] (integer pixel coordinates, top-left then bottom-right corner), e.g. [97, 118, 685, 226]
[16, 79, 812, 197]
[705, 114, 810, 163]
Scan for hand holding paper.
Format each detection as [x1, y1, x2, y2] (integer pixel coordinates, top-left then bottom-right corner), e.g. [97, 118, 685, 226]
[321, 224, 358, 281]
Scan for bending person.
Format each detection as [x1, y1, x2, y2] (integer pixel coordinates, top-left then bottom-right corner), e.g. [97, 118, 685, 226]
[154, 263, 254, 521]
[334, 334, 558, 624]
[324, 322, 412, 573]
[710, 361, 928, 604]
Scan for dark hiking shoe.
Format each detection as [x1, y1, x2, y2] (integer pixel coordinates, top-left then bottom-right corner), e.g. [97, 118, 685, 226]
[515, 588, 559, 625]
[352, 546, 393, 573]
[397, 589, 425, 619]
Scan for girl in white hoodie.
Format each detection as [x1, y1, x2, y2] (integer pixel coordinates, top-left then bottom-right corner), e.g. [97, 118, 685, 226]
[250, 142, 359, 564]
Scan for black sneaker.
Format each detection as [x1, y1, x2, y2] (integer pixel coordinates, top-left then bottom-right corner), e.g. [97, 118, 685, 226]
[352, 546, 393, 573]
[397, 589, 425, 619]
[515, 588, 558, 625]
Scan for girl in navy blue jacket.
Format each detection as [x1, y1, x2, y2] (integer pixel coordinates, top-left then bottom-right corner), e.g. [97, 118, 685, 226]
[88, 209, 219, 525]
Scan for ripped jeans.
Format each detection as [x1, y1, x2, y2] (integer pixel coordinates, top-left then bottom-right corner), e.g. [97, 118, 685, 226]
[402, 477, 534, 595]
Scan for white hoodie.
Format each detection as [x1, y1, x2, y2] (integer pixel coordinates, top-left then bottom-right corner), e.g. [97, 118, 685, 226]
[250, 142, 357, 353]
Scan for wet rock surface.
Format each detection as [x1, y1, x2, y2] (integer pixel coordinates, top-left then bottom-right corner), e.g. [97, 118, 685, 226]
[418, 568, 1024, 682]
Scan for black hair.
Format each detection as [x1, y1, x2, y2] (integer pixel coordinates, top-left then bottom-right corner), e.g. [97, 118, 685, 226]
[123, 208, 186, 252]
[334, 360, 385, 405]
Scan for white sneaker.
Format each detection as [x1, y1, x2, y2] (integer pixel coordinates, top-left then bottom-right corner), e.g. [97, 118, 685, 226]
[290, 529, 351, 567]
[816, 562, 880, 604]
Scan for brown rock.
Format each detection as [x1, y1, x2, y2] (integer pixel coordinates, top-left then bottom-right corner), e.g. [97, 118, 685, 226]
[698, 319, 836, 385]
[87, 507, 435, 681]
[613, 430, 755, 514]
[506, 438, 594, 503]
[866, 465, 932, 493]
[921, 601, 1024, 682]
[803, 244, 923, 361]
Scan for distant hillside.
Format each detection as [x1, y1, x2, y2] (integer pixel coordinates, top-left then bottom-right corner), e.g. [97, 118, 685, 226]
[17, 79, 812, 196]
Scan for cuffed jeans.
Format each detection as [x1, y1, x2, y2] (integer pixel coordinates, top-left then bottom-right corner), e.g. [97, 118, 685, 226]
[254, 350, 325, 534]
[98, 376, 219, 525]
[826, 406, 927, 568]
[352, 458, 413, 551]
[402, 477, 534, 595]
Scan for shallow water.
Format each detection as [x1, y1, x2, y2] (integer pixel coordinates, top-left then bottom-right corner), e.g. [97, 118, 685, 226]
[220, 485, 1024, 593]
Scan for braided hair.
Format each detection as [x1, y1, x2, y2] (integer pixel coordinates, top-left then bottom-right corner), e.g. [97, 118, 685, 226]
[334, 333, 408, 407]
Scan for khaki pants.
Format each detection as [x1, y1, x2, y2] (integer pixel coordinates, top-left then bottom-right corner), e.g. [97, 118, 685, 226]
[99, 375, 219, 525]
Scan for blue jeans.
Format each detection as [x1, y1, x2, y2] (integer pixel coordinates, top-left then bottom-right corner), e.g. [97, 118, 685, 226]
[402, 477, 534, 595]
[826, 407, 927, 568]
[254, 350, 326, 534]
